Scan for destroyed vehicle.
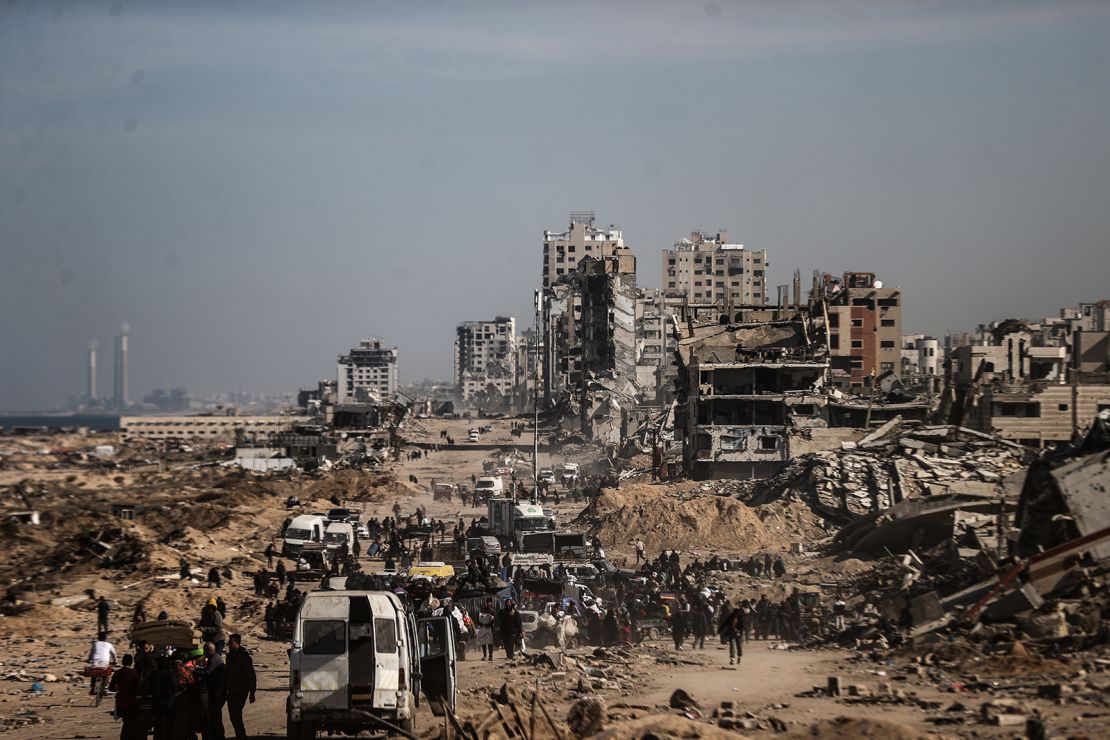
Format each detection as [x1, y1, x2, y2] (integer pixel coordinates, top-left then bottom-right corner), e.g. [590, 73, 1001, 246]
[287, 590, 456, 739]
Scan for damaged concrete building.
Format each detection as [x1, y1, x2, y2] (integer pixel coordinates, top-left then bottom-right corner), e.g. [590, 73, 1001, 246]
[540, 255, 639, 443]
[674, 307, 834, 479]
[947, 312, 1110, 447]
[825, 271, 903, 391]
[453, 316, 517, 410]
[336, 337, 399, 401]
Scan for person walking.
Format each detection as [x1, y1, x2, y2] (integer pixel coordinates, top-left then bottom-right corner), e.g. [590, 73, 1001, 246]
[476, 600, 495, 661]
[202, 642, 227, 740]
[108, 653, 139, 740]
[264, 543, 275, 568]
[224, 634, 256, 740]
[719, 604, 745, 665]
[199, 598, 227, 655]
[670, 598, 688, 651]
[499, 601, 523, 661]
[691, 600, 709, 650]
[634, 539, 646, 565]
[97, 596, 111, 635]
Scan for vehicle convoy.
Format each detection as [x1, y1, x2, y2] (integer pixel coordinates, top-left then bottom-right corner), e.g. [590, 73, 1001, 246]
[284, 514, 327, 557]
[287, 590, 456, 739]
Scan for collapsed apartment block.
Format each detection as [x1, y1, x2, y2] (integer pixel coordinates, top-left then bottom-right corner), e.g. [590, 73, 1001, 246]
[540, 254, 640, 444]
[674, 308, 834, 479]
[947, 316, 1110, 446]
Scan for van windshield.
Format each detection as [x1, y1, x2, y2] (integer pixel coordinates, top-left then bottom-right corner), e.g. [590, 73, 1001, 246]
[324, 532, 347, 544]
[303, 620, 345, 655]
[286, 528, 311, 540]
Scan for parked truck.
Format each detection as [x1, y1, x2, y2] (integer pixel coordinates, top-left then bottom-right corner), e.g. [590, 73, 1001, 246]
[487, 498, 552, 549]
[287, 590, 456, 739]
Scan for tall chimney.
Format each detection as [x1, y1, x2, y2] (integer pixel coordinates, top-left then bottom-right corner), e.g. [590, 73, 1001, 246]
[87, 339, 99, 400]
[114, 321, 129, 409]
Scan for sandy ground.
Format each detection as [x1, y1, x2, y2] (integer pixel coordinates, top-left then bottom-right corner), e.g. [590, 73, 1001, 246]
[1, 417, 1106, 738]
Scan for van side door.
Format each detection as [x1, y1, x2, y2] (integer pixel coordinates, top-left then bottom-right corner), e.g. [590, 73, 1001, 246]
[416, 616, 456, 715]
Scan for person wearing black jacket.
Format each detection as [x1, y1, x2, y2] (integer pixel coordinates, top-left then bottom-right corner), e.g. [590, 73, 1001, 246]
[224, 634, 256, 740]
[499, 602, 523, 660]
[202, 642, 227, 740]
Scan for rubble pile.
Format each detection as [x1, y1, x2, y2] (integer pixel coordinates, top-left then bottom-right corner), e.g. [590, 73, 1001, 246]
[744, 423, 1029, 523]
[572, 482, 796, 554]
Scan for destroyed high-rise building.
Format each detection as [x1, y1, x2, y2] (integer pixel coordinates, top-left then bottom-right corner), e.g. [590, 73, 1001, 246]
[453, 317, 517, 409]
[337, 338, 398, 402]
[542, 211, 634, 289]
[662, 230, 768, 307]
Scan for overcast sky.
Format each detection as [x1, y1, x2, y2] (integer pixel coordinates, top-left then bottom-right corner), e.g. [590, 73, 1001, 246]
[2, 1, 1109, 411]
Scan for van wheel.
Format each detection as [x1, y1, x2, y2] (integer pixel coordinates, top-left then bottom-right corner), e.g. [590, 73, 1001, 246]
[399, 695, 417, 736]
[646, 628, 658, 640]
[565, 636, 579, 649]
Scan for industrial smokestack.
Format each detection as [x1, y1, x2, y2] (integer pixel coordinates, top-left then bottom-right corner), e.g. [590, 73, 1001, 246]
[88, 338, 99, 401]
[114, 321, 129, 409]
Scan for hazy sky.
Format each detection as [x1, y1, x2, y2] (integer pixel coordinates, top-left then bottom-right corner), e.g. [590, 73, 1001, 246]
[2, 1, 1109, 411]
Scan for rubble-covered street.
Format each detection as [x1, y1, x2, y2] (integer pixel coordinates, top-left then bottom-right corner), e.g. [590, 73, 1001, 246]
[2, 410, 1109, 739]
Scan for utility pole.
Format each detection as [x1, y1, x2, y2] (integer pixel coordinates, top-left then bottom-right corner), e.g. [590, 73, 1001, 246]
[533, 290, 541, 495]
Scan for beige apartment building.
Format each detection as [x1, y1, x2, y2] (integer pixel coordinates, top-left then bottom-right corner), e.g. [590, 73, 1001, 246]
[542, 211, 634, 288]
[661, 230, 768, 306]
[826, 272, 903, 390]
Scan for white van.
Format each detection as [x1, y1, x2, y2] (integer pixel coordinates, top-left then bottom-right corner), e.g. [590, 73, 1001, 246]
[474, 476, 503, 497]
[287, 590, 456, 738]
[323, 522, 355, 553]
[284, 514, 327, 557]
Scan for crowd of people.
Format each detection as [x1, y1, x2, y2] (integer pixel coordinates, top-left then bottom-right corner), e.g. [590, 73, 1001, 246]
[88, 612, 257, 740]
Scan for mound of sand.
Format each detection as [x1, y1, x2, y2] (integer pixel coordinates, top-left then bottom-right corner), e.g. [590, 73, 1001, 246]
[786, 716, 936, 740]
[590, 714, 746, 739]
[573, 483, 797, 555]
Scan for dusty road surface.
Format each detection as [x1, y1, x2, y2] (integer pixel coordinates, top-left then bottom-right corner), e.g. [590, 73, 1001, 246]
[1, 418, 1107, 739]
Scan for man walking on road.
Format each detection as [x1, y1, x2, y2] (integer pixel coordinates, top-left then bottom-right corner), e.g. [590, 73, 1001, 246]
[225, 634, 256, 740]
[719, 604, 745, 665]
[499, 601, 523, 661]
[97, 596, 110, 635]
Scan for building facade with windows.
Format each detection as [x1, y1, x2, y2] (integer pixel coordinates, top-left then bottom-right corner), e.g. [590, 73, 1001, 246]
[337, 338, 399, 402]
[454, 316, 517, 404]
[542, 211, 634, 288]
[661, 230, 767, 306]
[825, 272, 902, 390]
